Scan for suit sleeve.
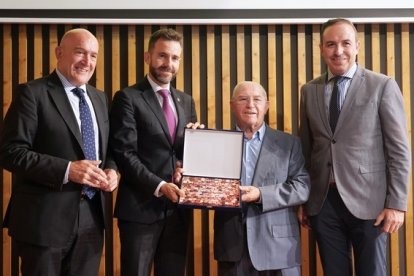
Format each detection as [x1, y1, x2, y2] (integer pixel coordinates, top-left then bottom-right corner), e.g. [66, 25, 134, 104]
[110, 89, 164, 196]
[379, 78, 411, 211]
[0, 84, 69, 189]
[259, 137, 310, 212]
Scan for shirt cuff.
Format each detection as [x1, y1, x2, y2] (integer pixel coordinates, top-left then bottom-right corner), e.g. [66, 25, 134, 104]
[63, 161, 71, 184]
[154, 181, 166, 197]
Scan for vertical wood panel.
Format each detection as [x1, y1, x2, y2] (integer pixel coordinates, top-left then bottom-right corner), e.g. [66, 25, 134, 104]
[33, 25, 43, 78]
[371, 24, 380, 72]
[356, 24, 366, 67]
[221, 25, 231, 130]
[127, 25, 137, 86]
[2, 23, 13, 276]
[267, 25, 277, 129]
[236, 25, 245, 83]
[282, 25, 292, 134]
[251, 25, 260, 83]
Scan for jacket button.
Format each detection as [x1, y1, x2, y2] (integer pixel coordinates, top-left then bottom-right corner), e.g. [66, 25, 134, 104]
[332, 139, 336, 144]
[327, 162, 332, 167]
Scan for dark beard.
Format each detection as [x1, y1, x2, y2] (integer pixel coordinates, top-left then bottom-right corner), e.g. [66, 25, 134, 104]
[149, 65, 176, 85]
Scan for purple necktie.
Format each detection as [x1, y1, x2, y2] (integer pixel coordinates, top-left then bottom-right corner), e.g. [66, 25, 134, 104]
[72, 87, 97, 199]
[158, 89, 176, 143]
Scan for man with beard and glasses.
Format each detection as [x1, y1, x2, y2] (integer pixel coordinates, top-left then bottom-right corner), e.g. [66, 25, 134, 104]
[110, 28, 201, 276]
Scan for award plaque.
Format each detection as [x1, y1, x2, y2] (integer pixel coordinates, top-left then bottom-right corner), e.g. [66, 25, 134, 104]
[178, 128, 243, 209]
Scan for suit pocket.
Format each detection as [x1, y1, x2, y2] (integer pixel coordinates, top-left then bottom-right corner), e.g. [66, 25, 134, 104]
[272, 223, 299, 238]
[359, 163, 386, 183]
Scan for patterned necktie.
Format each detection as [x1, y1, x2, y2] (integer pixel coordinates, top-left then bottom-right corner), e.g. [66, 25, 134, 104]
[329, 76, 343, 132]
[72, 87, 97, 199]
[158, 89, 176, 143]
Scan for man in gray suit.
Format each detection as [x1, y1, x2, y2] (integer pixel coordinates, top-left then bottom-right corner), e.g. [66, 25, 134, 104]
[299, 18, 410, 276]
[213, 81, 310, 275]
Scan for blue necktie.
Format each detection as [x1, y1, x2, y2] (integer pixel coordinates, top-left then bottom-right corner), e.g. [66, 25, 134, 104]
[72, 87, 97, 199]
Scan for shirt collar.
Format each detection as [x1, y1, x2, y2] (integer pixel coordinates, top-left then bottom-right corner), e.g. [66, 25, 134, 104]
[237, 123, 266, 141]
[147, 74, 170, 93]
[56, 69, 87, 92]
[327, 63, 358, 82]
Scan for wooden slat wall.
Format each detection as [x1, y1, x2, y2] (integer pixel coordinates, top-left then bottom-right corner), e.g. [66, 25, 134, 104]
[1, 23, 413, 276]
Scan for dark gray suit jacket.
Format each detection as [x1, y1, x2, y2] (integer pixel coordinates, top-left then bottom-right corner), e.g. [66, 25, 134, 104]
[300, 66, 410, 219]
[214, 126, 310, 271]
[0, 71, 116, 247]
[110, 77, 197, 223]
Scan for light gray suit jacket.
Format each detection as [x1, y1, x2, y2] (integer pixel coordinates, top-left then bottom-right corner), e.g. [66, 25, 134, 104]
[300, 66, 410, 219]
[214, 126, 310, 271]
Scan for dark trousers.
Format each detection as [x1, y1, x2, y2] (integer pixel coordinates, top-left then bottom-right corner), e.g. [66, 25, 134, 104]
[217, 225, 300, 276]
[118, 208, 190, 276]
[310, 187, 387, 276]
[16, 196, 104, 276]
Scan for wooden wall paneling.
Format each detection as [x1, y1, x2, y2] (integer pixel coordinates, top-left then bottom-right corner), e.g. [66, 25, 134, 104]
[282, 25, 292, 134]
[2, 23, 12, 276]
[127, 25, 137, 86]
[206, 25, 217, 276]
[356, 24, 366, 68]
[175, 25, 184, 90]
[251, 25, 260, 83]
[95, 25, 105, 91]
[236, 25, 245, 83]
[311, 24, 321, 79]
[296, 24, 311, 276]
[206, 25, 216, 129]
[48, 25, 58, 72]
[190, 25, 203, 276]
[386, 23, 401, 276]
[33, 25, 43, 78]
[18, 25, 27, 84]
[267, 25, 277, 129]
[401, 23, 414, 276]
[371, 24, 380, 72]
[143, 26, 152, 77]
[221, 25, 231, 130]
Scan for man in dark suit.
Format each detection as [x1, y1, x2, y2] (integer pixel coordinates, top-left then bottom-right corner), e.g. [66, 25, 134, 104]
[299, 18, 410, 276]
[0, 29, 118, 276]
[211, 81, 310, 276]
[110, 28, 198, 276]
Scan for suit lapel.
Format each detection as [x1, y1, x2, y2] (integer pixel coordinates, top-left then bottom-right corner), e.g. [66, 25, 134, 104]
[251, 128, 279, 186]
[334, 67, 364, 133]
[47, 73, 83, 148]
[141, 84, 172, 144]
[315, 82, 332, 134]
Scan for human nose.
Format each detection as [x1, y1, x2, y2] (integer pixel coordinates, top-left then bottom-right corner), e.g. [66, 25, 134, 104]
[334, 45, 344, 55]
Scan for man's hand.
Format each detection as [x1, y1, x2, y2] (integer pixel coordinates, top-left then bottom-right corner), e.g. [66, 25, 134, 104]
[173, 160, 184, 185]
[69, 160, 108, 188]
[100, 169, 119, 192]
[160, 182, 184, 203]
[240, 186, 260, 203]
[186, 122, 205, 129]
[374, 208, 405, 233]
[297, 205, 312, 230]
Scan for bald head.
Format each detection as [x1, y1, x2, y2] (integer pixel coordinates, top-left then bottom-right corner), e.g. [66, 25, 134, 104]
[231, 81, 268, 101]
[55, 28, 99, 87]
